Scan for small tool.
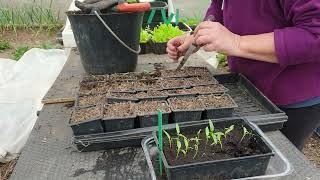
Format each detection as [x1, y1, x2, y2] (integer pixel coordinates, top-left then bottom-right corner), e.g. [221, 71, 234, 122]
[176, 15, 215, 70]
[114, 1, 167, 12]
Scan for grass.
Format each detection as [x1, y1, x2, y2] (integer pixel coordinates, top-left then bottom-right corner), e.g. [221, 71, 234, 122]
[0, 40, 11, 52]
[0, 0, 62, 32]
[38, 41, 62, 49]
[180, 14, 202, 27]
[11, 46, 30, 61]
[9, 42, 62, 61]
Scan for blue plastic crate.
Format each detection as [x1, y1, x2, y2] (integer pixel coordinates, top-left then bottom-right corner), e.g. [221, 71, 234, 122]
[316, 127, 320, 137]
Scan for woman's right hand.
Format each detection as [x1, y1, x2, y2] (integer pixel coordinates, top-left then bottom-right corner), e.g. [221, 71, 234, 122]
[166, 34, 195, 62]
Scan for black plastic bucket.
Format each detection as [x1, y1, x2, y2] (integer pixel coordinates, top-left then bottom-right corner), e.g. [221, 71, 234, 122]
[67, 11, 144, 75]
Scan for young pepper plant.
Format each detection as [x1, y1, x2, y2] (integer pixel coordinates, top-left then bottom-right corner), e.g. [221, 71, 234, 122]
[191, 129, 202, 158]
[176, 138, 182, 158]
[224, 125, 234, 138]
[180, 137, 192, 157]
[240, 126, 254, 142]
[163, 130, 172, 148]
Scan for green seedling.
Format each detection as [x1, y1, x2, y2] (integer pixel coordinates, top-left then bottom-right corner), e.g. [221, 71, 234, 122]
[180, 137, 193, 157]
[163, 130, 172, 148]
[140, 29, 151, 43]
[176, 123, 180, 136]
[191, 129, 202, 159]
[240, 126, 254, 142]
[210, 132, 218, 146]
[216, 53, 228, 67]
[151, 23, 184, 43]
[205, 127, 210, 145]
[176, 139, 182, 158]
[193, 143, 199, 159]
[215, 132, 225, 149]
[224, 125, 234, 138]
[209, 119, 214, 132]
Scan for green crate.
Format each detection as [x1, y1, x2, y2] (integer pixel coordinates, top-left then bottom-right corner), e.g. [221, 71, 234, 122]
[142, 0, 168, 24]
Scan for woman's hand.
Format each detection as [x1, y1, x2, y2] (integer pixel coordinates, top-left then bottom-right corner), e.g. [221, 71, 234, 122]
[166, 34, 195, 62]
[194, 21, 241, 56]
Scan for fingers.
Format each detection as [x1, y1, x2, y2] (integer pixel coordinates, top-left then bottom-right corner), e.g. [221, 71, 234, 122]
[194, 21, 215, 34]
[167, 38, 181, 61]
[194, 29, 212, 46]
[177, 36, 193, 52]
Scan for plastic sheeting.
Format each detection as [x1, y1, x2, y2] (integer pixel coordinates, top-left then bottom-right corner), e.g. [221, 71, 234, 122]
[0, 48, 67, 162]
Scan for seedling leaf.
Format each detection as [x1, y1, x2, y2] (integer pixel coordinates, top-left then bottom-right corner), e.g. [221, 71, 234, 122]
[176, 123, 180, 135]
[209, 120, 214, 132]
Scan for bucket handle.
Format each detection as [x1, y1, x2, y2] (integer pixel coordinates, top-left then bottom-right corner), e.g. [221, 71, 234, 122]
[94, 11, 141, 54]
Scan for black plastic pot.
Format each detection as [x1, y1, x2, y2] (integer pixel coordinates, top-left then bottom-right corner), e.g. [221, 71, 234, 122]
[139, 42, 152, 54]
[201, 94, 238, 119]
[103, 116, 136, 132]
[195, 84, 229, 95]
[106, 96, 139, 104]
[168, 97, 204, 123]
[75, 93, 105, 108]
[138, 96, 168, 101]
[69, 107, 104, 136]
[166, 89, 198, 98]
[137, 101, 171, 127]
[151, 42, 167, 55]
[138, 112, 170, 128]
[186, 76, 219, 87]
[67, 11, 144, 75]
[154, 118, 274, 180]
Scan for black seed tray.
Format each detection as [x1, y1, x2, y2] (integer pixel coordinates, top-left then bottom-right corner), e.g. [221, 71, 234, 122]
[69, 106, 104, 136]
[73, 73, 287, 151]
[153, 118, 274, 180]
[200, 94, 238, 119]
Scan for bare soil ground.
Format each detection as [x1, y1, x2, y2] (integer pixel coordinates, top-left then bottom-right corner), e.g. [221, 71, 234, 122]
[0, 160, 17, 180]
[303, 134, 320, 168]
[0, 29, 58, 59]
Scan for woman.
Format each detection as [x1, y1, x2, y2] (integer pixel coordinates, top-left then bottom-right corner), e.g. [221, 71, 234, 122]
[167, 0, 320, 151]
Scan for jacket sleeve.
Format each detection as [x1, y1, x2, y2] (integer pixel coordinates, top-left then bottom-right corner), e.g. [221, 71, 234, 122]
[274, 0, 320, 67]
[204, 0, 223, 24]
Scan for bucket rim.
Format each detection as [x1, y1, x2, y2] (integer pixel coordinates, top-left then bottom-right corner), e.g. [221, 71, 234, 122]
[66, 10, 144, 16]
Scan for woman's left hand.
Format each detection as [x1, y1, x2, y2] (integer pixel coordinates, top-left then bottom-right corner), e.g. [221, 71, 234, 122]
[194, 21, 241, 56]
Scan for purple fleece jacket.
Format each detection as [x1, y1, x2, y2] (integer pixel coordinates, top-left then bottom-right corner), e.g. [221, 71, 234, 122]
[205, 0, 320, 105]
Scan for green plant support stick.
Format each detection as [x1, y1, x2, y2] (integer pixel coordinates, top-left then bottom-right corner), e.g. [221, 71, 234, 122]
[175, 9, 180, 25]
[158, 109, 163, 177]
[147, 9, 156, 24]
